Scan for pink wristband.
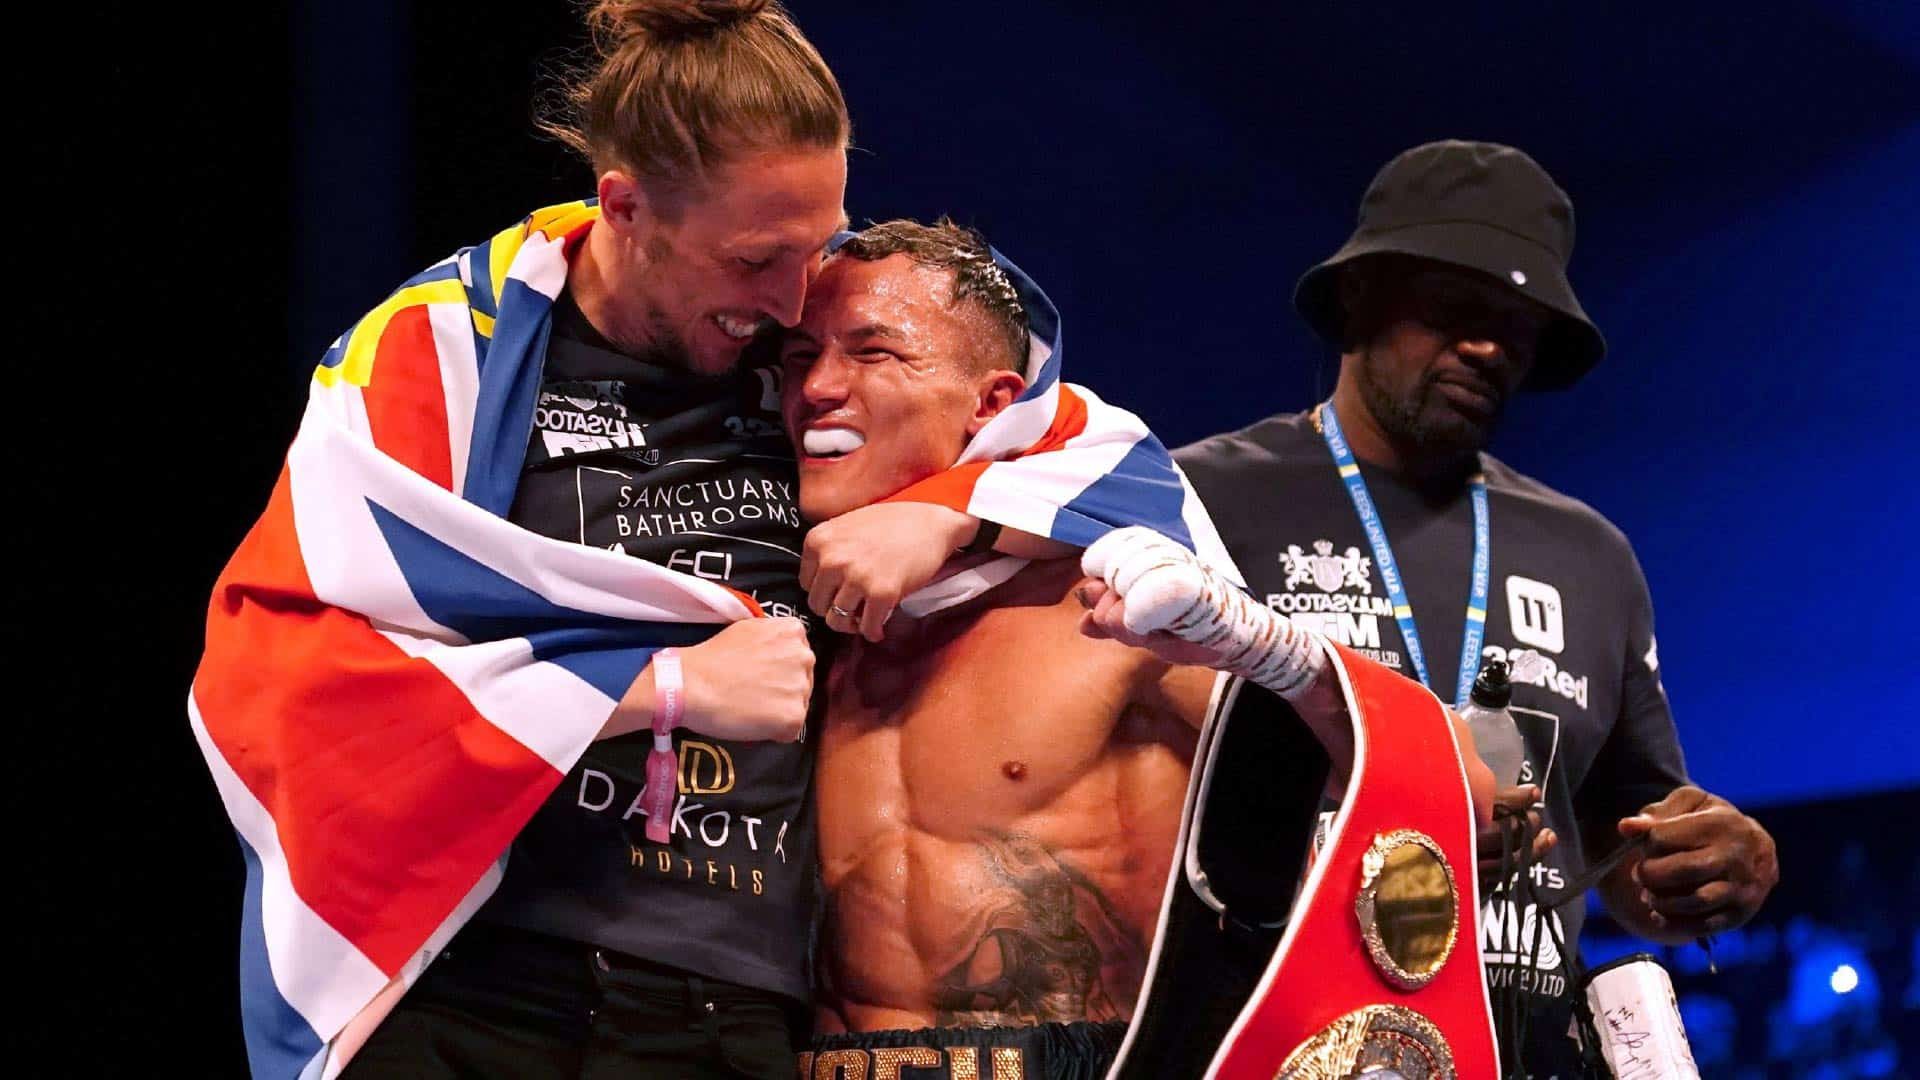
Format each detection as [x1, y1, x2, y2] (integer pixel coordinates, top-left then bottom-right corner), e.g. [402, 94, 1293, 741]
[651, 648, 684, 742]
[641, 649, 684, 844]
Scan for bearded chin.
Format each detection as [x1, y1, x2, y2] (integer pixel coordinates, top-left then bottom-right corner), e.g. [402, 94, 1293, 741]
[645, 309, 697, 369]
[1357, 352, 1495, 462]
[591, 297, 692, 370]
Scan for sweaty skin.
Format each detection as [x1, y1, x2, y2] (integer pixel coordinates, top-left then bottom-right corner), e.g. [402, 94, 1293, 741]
[814, 558, 1213, 1033]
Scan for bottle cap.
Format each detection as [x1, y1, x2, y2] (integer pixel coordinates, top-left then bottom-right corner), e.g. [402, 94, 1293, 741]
[1470, 657, 1512, 708]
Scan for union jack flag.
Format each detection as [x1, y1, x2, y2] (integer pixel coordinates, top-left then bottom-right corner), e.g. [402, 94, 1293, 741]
[886, 237, 1240, 612]
[191, 202, 1236, 1078]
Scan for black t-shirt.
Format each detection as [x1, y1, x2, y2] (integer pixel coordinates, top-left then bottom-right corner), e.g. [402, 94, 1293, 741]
[477, 293, 818, 1002]
[1177, 409, 1688, 1017]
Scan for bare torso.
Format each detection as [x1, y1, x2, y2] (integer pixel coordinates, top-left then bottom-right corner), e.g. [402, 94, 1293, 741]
[814, 559, 1214, 1033]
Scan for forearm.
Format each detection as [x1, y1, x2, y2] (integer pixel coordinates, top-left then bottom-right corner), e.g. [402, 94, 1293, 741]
[1081, 526, 1338, 747]
[1156, 564, 1328, 700]
[1155, 569, 1355, 786]
[1152, 571, 1497, 824]
[1286, 661, 1355, 792]
[603, 663, 656, 740]
[986, 522, 1076, 560]
[953, 513, 1076, 560]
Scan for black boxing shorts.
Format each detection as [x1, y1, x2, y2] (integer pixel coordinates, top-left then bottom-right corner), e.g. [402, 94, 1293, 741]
[799, 1020, 1126, 1079]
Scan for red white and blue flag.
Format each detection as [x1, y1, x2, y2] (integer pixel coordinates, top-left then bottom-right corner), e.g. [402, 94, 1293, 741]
[191, 202, 1236, 1078]
[887, 240, 1241, 612]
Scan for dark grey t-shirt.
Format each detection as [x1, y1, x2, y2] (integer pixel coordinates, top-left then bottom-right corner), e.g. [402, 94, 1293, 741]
[477, 294, 819, 1002]
[1177, 409, 1687, 1018]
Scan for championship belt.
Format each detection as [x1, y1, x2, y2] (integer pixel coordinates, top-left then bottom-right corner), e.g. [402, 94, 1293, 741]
[1108, 643, 1497, 1079]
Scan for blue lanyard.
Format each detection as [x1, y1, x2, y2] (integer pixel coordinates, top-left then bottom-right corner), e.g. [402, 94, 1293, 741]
[1317, 403, 1490, 709]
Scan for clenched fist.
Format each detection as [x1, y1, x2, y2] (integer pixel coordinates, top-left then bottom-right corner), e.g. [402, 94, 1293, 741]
[801, 502, 978, 641]
[611, 618, 814, 744]
[1080, 526, 1213, 635]
[1080, 526, 1324, 700]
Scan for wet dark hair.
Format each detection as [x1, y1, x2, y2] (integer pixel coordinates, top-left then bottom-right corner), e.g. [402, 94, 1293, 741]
[835, 217, 1029, 372]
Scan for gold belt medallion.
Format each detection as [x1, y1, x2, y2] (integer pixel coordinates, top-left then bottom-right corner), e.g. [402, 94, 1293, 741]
[1273, 1004, 1456, 1079]
[1354, 829, 1460, 990]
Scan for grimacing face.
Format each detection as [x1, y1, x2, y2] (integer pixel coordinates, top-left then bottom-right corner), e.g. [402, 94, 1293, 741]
[1352, 262, 1556, 457]
[617, 148, 849, 376]
[779, 253, 1024, 522]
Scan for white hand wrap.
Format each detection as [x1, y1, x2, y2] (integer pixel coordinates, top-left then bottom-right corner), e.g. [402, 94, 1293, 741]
[1082, 527, 1329, 700]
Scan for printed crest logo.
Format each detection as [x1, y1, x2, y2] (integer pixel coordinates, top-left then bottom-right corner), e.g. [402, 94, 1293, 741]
[1282, 540, 1373, 594]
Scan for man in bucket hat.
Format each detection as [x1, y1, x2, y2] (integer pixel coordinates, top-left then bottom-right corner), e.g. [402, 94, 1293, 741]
[1176, 140, 1778, 1073]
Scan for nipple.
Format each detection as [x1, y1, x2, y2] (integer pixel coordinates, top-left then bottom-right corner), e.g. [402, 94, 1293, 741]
[1001, 761, 1028, 781]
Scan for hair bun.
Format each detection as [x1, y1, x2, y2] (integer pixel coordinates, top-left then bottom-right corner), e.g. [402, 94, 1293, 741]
[545, 0, 845, 185]
[590, 0, 773, 45]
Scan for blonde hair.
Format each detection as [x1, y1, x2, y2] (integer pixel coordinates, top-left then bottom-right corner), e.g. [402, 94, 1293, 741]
[541, 0, 849, 194]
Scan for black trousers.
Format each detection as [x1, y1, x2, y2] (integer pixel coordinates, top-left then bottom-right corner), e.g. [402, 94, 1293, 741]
[342, 923, 802, 1080]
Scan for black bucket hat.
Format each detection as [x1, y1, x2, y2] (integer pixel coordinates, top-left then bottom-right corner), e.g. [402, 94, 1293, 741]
[1293, 140, 1606, 391]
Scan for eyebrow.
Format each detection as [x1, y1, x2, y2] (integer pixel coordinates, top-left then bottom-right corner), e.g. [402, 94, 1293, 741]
[843, 323, 907, 343]
[781, 322, 908, 353]
[737, 216, 851, 257]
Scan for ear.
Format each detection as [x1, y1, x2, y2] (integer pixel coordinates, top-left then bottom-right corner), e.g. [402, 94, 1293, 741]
[595, 171, 650, 237]
[966, 370, 1028, 437]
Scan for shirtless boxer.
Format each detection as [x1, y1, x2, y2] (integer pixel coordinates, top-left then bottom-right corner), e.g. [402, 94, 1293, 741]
[780, 220, 1495, 1079]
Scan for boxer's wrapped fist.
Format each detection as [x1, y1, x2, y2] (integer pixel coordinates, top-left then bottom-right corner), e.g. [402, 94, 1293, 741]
[1080, 527, 1327, 699]
[1080, 526, 1210, 634]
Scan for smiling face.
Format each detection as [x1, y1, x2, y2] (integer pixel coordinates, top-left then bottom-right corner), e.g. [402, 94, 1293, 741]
[593, 147, 849, 375]
[779, 253, 1026, 522]
[1347, 258, 1556, 457]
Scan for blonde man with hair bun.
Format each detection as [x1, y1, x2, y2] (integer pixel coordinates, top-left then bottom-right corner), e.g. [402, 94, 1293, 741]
[286, 2, 982, 1076]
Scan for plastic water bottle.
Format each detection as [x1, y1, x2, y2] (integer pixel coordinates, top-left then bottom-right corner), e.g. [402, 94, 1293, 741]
[1460, 657, 1525, 790]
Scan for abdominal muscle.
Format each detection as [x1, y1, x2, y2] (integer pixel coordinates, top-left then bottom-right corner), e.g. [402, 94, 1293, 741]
[812, 561, 1204, 1034]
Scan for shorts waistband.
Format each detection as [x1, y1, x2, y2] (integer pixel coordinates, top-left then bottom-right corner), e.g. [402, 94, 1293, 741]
[802, 1020, 1125, 1080]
